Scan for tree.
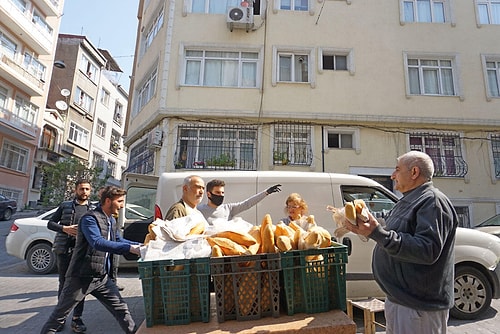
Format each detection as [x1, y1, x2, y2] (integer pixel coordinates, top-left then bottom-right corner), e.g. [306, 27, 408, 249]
[40, 157, 109, 206]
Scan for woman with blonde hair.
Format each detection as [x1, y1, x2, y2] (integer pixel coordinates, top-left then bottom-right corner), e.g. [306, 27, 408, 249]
[281, 193, 308, 225]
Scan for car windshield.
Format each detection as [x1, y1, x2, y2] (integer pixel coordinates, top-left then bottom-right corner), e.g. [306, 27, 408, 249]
[477, 214, 500, 227]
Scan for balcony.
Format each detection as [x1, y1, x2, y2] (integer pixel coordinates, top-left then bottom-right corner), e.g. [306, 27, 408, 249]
[0, 54, 44, 96]
[33, 0, 62, 17]
[0, 1, 53, 55]
[35, 147, 63, 165]
[0, 106, 37, 140]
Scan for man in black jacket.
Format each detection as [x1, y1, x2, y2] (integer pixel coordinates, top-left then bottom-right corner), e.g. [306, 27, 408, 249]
[41, 186, 141, 334]
[47, 179, 95, 333]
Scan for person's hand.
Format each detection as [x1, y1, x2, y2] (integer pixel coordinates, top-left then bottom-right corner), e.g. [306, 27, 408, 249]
[63, 224, 78, 237]
[344, 212, 379, 237]
[266, 184, 282, 195]
[129, 244, 141, 255]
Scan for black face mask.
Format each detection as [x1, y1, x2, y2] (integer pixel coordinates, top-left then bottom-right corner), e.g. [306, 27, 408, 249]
[209, 192, 224, 206]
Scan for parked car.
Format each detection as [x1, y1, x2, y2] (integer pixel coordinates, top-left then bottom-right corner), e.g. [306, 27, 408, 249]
[474, 214, 500, 238]
[0, 194, 17, 220]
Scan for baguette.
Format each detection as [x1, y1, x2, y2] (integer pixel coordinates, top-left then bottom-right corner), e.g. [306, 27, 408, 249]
[344, 202, 357, 225]
[211, 244, 223, 257]
[260, 214, 276, 253]
[187, 221, 206, 235]
[354, 199, 370, 222]
[206, 237, 251, 256]
[211, 230, 257, 247]
[248, 226, 262, 254]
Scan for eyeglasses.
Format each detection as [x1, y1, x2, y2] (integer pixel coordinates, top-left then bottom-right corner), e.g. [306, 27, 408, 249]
[286, 205, 300, 209]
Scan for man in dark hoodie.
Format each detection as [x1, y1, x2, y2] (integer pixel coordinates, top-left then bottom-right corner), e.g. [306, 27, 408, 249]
[41, 186, 141, 334]
[345, 151, 458, 334]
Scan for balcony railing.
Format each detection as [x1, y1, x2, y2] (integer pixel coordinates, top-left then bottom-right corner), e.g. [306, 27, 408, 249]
[0, 106, 36, 137]
[1, 54, 45, 93]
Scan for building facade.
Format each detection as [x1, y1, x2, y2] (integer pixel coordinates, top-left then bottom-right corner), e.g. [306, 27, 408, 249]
[0, 0, 64, 209]
[124, 0, 500, 227]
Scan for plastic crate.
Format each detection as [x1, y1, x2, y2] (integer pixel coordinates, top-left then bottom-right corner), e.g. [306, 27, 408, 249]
[210, 253, 281, 322]
[138, 257, 211, 327]
[280, 244, 348, 315]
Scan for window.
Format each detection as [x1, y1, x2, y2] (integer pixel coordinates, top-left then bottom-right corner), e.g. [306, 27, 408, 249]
[144, 8, 164, 52]
[68, 121, 89, 148]
[184, 49, 259, 88]
[280, 0, 309, 11]
[92, 152, 105, 170]
[278, 52, 309, 83]
[14, 96, 38, 127]
[79, 54, 98, 82]
[107, 160, 116, 177]
[402, 0, 446, 23]
[32, 9, 53, 36]
[483, 55, 500, 98]
[273, 122, 312, 166]
[74, 87, 94, 114]
[0, 86, 7, 110]
[100, 88, 110, 107]
[491, 133, 500, 179]
[41, 125, 57, 150]
[127, 140, 155, 174]
[409, 132, 468, 177]
[454, 206, 471, 228]
[96, 119, 106, 138]
[114, 102, 123, 125]
[0, 141, 28, 173]
[405, 54, 457, 96]
[23, 53, 46, 81]
[110, 130, 120, 154]
[477, 0, 500, 25]
[176, 124, 258, 170]
[191, 0, 240, 14]
[136, 67, 157, 112]
[0, 32, 17, 60]
[318, 48, 354, 74]
[325, 128, 359, 151]
[12, 0, 27, 12]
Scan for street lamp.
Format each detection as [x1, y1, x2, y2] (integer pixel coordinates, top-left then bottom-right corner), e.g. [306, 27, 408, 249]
[53, 60, 66, 69]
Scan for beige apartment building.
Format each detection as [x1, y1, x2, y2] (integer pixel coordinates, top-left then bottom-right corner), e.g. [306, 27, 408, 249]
[0, 0, 64, 209]
[124, 0, 500, 227]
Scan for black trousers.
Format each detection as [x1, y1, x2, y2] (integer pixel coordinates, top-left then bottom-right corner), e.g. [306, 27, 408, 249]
[56, 253, 84, 318]
[40, 275, 136, 334]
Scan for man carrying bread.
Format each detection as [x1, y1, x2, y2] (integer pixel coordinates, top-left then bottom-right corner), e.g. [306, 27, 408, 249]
[345, 151, 458, 334]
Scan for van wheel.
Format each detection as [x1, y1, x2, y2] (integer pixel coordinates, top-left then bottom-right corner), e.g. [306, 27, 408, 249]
[26, 243, 57, 275]
[451, 266, 492, 320]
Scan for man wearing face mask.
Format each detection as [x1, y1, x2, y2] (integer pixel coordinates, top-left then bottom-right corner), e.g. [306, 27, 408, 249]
[197, 179, 281, 224]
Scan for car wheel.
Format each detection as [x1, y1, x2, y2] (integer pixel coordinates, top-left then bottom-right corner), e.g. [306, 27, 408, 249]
[1, 208, 12, 221]
[451, 265, 492, 320]
[26, 243, 57, 275]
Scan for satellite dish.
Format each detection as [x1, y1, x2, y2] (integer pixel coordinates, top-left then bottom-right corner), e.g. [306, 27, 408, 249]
[55, 100, 68, 110]
[60, 88, 71, 97]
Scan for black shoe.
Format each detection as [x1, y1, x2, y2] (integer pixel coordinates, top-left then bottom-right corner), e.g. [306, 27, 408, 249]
[56, 323, 64, 332]
[116, 283, 125, 291]
[71, 317, 87, 333]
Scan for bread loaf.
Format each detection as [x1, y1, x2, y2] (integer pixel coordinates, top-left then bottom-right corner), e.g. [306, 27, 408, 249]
[187, 221, 206, 235]
[344, 202, 357, 225]
[276, 235, 293, 252]
[206, 237, 251, 256]
[260, 214, 276, 253]
[212, 230, 257, 247]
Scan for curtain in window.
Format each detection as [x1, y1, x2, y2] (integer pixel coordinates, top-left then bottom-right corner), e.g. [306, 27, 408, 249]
[279, 55, 292, 81]
[417, 0, 432, 22]
[478, 4, 489, 24]
[192, 0, 205, 13]
[204, 59, 238, 86]
[242, 62, 257, 87]
[404, 1, 415, 21]
[441, 68, 454, 95]
[423, 68, 439, 94]
[433, 2, 445, 22]
[186, 60, 201, 85]
[487, 67, 500, 96]
[492, 3, 500, 23]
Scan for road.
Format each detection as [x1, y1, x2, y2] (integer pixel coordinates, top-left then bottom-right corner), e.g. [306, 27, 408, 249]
[1, 211, 500, 333]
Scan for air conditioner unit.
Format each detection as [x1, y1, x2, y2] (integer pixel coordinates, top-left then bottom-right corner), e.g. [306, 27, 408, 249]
[227, 6, 254, 32]
[147, 129, 163, 149]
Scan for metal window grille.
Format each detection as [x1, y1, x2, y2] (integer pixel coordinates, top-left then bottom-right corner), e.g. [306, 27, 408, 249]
[492, 134, 500, 178]
[273, 122, 313, 166]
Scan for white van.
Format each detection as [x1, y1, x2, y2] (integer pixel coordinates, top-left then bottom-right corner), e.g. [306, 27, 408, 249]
[120, 171, 500, 320]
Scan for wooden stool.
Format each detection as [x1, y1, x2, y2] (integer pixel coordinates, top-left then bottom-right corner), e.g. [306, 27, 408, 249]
[347, 298, 386, 334]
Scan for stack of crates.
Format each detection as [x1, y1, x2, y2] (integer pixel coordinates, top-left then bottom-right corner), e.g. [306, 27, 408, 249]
[280, 243, 348, 315]
[210, 253, 281, 322]
[138, 257, 210, 327]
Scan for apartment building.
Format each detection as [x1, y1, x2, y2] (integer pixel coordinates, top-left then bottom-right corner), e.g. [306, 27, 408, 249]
[0, 0, 64, 209]
[124, 0, 500, 227]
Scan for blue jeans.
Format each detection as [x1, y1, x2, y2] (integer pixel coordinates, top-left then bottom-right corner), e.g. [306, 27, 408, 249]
[40, 275, 135, 334]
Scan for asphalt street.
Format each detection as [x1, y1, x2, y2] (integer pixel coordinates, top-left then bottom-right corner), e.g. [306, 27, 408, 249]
[1, 211, 500, 333]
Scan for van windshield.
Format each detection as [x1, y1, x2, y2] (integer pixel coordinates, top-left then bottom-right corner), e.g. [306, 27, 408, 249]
[341, 186, 397, 218]
[125, 186, 156, 220]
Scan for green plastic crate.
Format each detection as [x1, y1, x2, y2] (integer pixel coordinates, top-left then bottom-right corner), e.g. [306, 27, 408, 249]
[280, 244, 348, 315]
[138, 257, 211, 327]
[210, 253, 281, 322]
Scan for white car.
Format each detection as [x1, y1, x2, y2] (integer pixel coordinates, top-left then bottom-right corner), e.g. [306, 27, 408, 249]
[5, 204, 500, 320]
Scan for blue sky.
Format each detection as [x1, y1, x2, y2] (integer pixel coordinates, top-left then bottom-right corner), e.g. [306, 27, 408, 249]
[59, 1, 138, 90]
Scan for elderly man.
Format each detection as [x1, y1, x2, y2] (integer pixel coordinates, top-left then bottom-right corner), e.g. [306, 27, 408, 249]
[164, 175, 205, 220]
[345, 151, 458, 334]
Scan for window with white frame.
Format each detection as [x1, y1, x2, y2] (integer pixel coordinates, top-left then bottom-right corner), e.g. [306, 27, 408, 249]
[184, 49, 259, 88]
[107, 160, 116, 177]
[491, 133, 500, 179]
[484, 56, 500, 97]
[278, 52, 310, 83]
[405, 54, 457, 96]
[0, 31, 17, 60]
[144, 7, 164, 53]
[110, 130, 121, 154]
[273, 122, 313, 166]
[68, 121, 89, 148]
[23, 53, 46, 81]
[402, 0, 446, 23]
[74, 87, 94, 113]
[191, 0, 240, 14]
[114, 101, 123, 125]
[319, 48, 354, 73]
[477, 0, 500, 25]
[127, 140, 155, 174]
[32, 9, 53, 36]
[0, 140, 28, 173]
[14, 96, 38, 127]
[325, 128, 359, 150]
[280, 0, 309, 11]
[96, 119, 106, 138]
[176, 124, 258, 170]
[409, 132, 468, 177]
[136, 67, 157, 112]
[12, 0, 27, 12]
[0, 86, 8, 110]
[79, 54, 98, 82]
[100, 88, 110, 107]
